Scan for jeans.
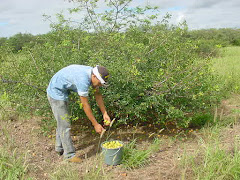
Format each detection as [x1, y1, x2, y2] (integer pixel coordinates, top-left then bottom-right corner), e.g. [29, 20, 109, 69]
[47, 95, 75, 159]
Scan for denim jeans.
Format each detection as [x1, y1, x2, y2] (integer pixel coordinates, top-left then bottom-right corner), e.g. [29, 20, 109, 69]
[47, 95, 75, 159]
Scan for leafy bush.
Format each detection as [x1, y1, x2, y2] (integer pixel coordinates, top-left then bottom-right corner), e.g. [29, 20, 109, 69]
[0, 0, 222, 128]
[232, 39, 240, 46]
[6, 33, 36, 53]
[187, 28, 240, 47]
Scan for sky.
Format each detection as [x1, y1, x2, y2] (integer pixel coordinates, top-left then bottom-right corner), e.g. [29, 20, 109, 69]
[0, 0, 240, 37]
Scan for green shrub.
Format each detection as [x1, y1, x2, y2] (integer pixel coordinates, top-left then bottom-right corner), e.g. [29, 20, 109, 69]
[189, 113, 214, 128]
[232, 39, 240, 46]
[0, 0, 222, 128]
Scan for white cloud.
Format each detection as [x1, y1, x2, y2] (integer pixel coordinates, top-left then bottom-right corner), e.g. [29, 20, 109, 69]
[176, 12, 185, 24]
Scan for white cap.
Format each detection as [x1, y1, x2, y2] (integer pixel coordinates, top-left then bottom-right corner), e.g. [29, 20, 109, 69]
[92, 65, 106, 85]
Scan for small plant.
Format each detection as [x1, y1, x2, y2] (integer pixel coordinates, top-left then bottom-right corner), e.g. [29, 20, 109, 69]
[0, 148, 29, 180]
[83, 155, 111, 180]
[122, 138, 160, 170]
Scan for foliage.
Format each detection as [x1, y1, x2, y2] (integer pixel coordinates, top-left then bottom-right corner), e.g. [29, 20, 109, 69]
[0, 37, 7, 46]
[187, 28, 240, 47]
[0, 0, 231, 128]
[5, 33, 37, 52]
[189, 113, 214, 128]
[212, 46, 240, 94]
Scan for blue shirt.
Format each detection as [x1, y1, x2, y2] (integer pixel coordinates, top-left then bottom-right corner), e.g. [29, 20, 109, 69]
[47, 65, 93, 101]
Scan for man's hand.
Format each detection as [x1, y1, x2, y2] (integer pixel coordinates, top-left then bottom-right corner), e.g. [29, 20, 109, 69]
[103, 113, 111, 126]
[94, 123, 105, 134]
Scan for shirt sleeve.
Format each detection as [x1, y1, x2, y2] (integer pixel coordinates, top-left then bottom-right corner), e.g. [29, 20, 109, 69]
[74, 75, 90, 97]
[78, 90, 89, 97]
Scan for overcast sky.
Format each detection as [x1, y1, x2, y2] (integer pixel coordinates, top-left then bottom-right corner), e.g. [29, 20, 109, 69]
[0, 0, 240, 37]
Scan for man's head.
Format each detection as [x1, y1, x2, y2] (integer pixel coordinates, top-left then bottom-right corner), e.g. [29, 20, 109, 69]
[91, 65, 109, 87]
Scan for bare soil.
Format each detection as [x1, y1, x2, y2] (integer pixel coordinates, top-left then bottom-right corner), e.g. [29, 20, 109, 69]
[0, 94, 240, 180]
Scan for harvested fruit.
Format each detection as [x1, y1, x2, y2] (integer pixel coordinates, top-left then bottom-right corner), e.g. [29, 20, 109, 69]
[102, 141, 123, 149]
[104, 120, 110, 125]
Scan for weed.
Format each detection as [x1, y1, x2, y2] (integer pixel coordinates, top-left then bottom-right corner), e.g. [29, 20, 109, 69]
[122, 138, 161, 170]
[0, 148, 29, 180]
[50, 163, 81, 180]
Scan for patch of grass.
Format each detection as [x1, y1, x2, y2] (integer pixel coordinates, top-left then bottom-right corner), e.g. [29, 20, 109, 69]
[0, 148, 29, 180]
[0, 122, 30, 180]
[212, 46, 240, 93]
[83, 155, 111, 180]
[190, 113, 214, 128]
[192, 142, 240, 180]
[50, 163, 81, 180]
[122, 138, 161, 170]
[180, 141, 240, 180]
[50, 155, 112, 180]
[49, 138, 161, 179]
[180, 115, 240, 180]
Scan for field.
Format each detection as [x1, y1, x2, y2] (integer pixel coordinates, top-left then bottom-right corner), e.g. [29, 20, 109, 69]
[0, 46, 240, 179]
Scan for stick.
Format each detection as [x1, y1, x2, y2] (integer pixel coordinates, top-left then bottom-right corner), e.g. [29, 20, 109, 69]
[106, 118, 116, 140]
[96, 118, 116, 154]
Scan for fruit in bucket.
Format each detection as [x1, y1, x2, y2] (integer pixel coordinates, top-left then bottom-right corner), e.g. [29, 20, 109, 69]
[102, 141, 123, 149]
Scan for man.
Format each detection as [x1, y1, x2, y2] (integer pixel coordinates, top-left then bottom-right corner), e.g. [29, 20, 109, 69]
[47, 64, 111, 163]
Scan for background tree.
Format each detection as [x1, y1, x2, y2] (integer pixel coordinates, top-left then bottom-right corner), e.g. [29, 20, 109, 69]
[7, 33, 36, 52]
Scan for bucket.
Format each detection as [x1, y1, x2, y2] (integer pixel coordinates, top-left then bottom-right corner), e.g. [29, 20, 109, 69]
[101, 140, 124, 165]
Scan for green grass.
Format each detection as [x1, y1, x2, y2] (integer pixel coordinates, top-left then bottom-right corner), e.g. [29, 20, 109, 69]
[49, 138, 161, 179]
[0, 117, 30, 180]
[179, 46, 240, 179]
[193, 144, 240, 180]
[181, 124, 240, 180]
[50, 164, 81, 180]
[179, 110, 240, 179]
[0, 148, 29, 180]
[122, 138, 161, 170]
[212, 46, 240, 93]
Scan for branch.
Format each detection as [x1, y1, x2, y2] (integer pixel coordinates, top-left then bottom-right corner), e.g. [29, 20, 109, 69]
[110, 0, 132, 32]
[28, 50, 40, 75]
[110, 0, 119, 32]
[85, 1, 98, 32]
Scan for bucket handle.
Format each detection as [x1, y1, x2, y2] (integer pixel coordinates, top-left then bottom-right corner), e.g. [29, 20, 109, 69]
[109, 148, 121, 157]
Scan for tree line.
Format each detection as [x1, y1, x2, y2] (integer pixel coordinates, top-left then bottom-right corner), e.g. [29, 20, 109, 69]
[1, 28, 240, 53]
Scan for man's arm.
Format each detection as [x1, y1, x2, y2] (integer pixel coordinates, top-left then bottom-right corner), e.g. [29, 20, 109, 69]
[94, 88, 107, 115]
[94, 88, 111, 125]
[79, 96, 104, 133]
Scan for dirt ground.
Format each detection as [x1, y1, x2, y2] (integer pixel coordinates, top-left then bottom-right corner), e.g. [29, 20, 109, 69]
[0, 94, 240, 180]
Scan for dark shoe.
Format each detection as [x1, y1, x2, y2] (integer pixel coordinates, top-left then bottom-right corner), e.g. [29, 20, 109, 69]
[67, 156, 82, 163]
[56, 151, 64, 156]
